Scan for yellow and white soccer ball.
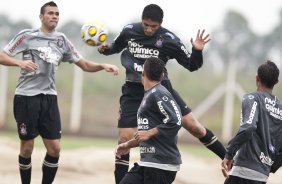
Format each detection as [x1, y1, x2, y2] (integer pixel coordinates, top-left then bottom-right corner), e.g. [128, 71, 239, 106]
[80, 21, 108, 46]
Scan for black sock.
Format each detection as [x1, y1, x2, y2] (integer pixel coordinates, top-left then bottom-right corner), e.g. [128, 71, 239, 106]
[115, 153, 129, 184]
[19, 155, 32, 184]
[42, 153, 59, 184]
[199, 128, 226, 159]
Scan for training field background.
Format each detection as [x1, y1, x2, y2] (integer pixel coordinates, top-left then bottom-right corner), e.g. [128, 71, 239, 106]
[1, 132, 282, 184]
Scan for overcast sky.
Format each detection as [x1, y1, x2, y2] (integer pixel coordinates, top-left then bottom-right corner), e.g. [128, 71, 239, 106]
[1, 0, 282, 40]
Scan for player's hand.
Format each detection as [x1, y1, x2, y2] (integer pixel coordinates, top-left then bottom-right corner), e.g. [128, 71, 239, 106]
[101, 63, 119, 75]
[221, 158, 233, 178]
[115, 143, 130, 159]
[134, 131, 151, 143]
[97, 44, 110, 53]
[190, 29, 211, 51]
[19, 60, 39, 72]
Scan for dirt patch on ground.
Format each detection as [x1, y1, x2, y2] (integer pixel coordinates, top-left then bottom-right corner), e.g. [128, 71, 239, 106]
[1, 137, 282, 184]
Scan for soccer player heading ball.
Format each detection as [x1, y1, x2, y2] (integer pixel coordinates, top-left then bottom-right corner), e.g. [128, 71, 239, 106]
[98, 3, 226, 184]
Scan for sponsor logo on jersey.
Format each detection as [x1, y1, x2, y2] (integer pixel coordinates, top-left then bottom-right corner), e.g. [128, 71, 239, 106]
[269, 144, 275, 153]
[140, 146, 156, 154]
[134, 63, 143, 72]
[128, 39, 159, 59]
[37, 47, 60, 65]
[137, 116, 149, 130]
[157, 101, 169, 123]
[162, 96, 168, 101]
[260, 152, 274, 166]
[170, 100, 182, 125]
[246, 101, 257, 124]
[265, 97, 282, 120]
[181, 45, 190, 57]
[9, 35, 26, 54]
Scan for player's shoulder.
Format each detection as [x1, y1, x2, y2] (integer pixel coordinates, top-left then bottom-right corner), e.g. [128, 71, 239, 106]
[158, 27, 180, 41]
[243, 92, 259, 101]
[122, 22, 142, 32]
[16, 28, 38, 36]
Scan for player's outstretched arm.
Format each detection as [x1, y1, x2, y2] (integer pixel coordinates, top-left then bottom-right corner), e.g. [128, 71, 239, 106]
[190, 29, 211, 51]
[0, 52, 38, 71]
[75, 58, 119, 75]
[115, 139, 139, 158]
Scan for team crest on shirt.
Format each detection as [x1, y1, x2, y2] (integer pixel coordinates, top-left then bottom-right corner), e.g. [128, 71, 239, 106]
[57, 37, 64, 48]
[19, 123, 27, 135]
[155, 36, 164, 48]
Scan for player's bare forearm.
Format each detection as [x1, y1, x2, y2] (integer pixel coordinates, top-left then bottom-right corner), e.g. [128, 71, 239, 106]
[76, 59, 119, 75]
[134, 128, 160, 142]
[0, 52, 38, 71]
[0, 52, 20, 67]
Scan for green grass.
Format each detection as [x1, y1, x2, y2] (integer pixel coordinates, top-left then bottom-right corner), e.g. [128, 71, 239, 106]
[0, 130, 216, 158]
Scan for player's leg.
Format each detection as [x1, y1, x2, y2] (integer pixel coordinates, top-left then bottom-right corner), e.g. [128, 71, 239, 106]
[39, 94, 61, 184]
[115, 127, 136, 183]
[161, 80, 225, 159]
[120, 163, 143, 184]
[181, 112, 226, 159]
[19, 139, 34, 184]
[143, 167, 177, 184]
[42, 139, 60, 184]
[14, 95, 41, 184]
[115, 82, 144, 184]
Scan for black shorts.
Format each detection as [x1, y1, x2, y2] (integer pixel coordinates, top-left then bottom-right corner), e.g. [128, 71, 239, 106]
[224, 175, 266, 184]
[120, 163, 177, 184]
[118, 81, 191, 128]
[13, 94, 61, 140]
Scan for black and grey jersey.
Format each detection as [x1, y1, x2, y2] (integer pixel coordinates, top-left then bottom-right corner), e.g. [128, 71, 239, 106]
[137, 83, 182, 171]
[226, 92, 282, 181]
[3, 28, 82, 96]
[102, 22, 203, 82]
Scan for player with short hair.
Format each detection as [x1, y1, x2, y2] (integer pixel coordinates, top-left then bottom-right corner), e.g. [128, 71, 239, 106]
[222, 60, 282, 184]
[0, 1, 118, 184]
[116, 57, 182, 184]
[98, 4, 226, 183]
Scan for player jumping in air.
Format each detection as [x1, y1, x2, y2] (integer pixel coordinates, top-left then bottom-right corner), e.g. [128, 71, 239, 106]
[98, 4, 226, 183]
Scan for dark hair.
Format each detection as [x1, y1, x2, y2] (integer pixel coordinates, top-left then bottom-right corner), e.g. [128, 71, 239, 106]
[40, 1, 57, 15]
[143, 57, 165, 81]
[142, 4, 163, 23]
[257, 60, 279, 88]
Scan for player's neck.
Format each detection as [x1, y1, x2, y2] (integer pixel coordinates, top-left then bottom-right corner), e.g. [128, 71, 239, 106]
[144, 79, 160, 91]
[257, 86, 272, 95]
[40, 26, 55, 33]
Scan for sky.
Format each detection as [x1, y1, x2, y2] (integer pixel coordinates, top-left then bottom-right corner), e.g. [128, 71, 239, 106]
[1, 0, 282, 40]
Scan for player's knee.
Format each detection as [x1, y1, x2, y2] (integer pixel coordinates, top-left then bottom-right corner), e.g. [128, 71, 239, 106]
[46, 145, 61, 157]
[20, 140, 34, 157]
[20, 147, 33, 158]
[182, 115, 205, 138]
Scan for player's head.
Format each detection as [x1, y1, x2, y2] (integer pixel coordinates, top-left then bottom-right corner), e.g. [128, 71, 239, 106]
[257, 60, 279, 89]
[143, 57, 165, 82]
[141, 4, 163, 36]
[40, 1, 59, 32]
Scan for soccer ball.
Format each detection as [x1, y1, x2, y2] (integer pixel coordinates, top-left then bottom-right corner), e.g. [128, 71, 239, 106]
[80, 21, 108, 46]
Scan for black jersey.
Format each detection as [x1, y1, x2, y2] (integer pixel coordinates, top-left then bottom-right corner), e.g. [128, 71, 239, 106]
[137, 83, 182, 171]
[225, 92, 282, 182]
[102, 22, 203, 82]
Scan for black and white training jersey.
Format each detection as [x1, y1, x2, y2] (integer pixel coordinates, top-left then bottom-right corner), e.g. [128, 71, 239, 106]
[225, 91, 282, 182]
[3, 29, 82, 96]
[137, 83, 182, 171]
[102, 22, 203, 82]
